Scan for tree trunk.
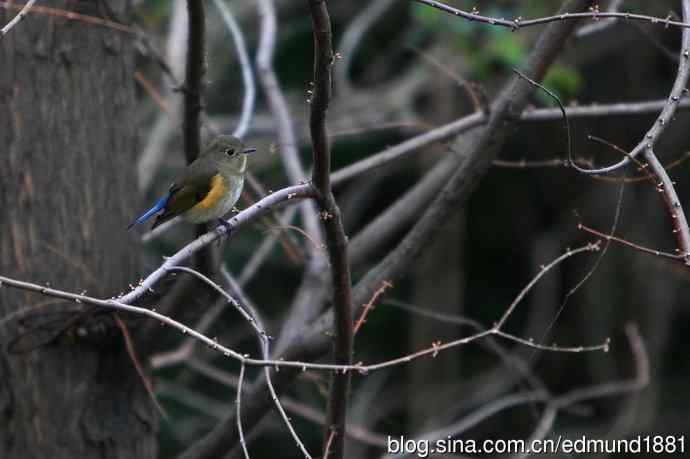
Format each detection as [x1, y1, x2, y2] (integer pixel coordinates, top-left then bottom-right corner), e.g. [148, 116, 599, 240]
[0, 1, 157, 457]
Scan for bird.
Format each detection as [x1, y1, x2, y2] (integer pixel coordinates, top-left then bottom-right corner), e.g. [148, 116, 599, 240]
[128, 135, 256, 231]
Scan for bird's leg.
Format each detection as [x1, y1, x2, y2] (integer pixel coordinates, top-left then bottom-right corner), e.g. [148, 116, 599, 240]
[216, 218, 233, 237]
[214, 219, 233, 247]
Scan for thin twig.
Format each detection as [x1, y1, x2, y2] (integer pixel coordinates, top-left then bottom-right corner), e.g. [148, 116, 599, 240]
[353, 280, 393, 335]
[399, 323, 647, 459]
[220, 267, 313, 459]
[576, 0, 624, 37]
[552, 322, 649, 407]
[323, 429, 336, 459]
[497, 244, 600, 331]
[166, 266, 269, 341]
[0, 241, 606, 374]
[0, 1, 133, 34]
[533, 174, 626, 361]
[411, 0, 690, 30]
[266, 224, 326, 256]
[331, 98, 690, 188]
[212, 0, 255, 138]
[410, 46, 486, 113]
[578, 223, 684, 260]
[594, 151, 690, 183]
[512, 68, 574, 171]
[186, 358, 388, 447]
[236, 362, 250, 459]
[112, 314, 168, 419]
[586, 135, 653, 182]
[492, 157, 593, 168]
[1, 0, 38, 38]
[134, 71, 170, 114]
[569, 6, 690, 175]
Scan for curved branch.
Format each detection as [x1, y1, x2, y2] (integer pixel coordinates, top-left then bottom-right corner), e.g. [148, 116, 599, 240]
[212, 0, 255, 139]
[569, 4, 690, 175]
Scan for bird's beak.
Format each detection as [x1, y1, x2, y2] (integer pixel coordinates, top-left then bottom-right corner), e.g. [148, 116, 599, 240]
[242, 147, 257, 155]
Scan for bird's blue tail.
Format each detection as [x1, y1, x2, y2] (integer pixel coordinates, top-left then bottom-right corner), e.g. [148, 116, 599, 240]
[127, 193, 171, 229]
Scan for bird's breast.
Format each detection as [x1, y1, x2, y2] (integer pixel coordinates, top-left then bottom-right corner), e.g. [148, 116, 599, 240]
[195, 174, 227, 210]
[182, 174, 244, 223]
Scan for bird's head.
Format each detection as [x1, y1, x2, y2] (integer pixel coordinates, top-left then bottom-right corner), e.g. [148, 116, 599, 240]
[204, 135, 256, 174]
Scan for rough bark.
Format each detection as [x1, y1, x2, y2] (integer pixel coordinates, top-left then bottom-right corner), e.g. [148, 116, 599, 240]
[0, 1, 157, 457]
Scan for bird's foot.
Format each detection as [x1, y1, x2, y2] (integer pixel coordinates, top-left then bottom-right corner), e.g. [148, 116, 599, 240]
[216, 218, 233, 237]
[214, 219, 233, 247]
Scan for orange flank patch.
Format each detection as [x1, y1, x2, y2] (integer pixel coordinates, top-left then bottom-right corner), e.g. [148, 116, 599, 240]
[194, 174, 226, 210]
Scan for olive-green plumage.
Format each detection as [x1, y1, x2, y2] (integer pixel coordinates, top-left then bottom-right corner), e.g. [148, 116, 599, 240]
[129, 135, 255, 230]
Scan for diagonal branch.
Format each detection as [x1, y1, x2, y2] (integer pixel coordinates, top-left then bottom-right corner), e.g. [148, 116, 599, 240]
[0, 0, 37, 38]
[343, 0, 597, 311]
[120, 184, 313, 306]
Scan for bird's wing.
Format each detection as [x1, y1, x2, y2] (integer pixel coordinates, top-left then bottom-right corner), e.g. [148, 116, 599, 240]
[151, 165, 217, 228]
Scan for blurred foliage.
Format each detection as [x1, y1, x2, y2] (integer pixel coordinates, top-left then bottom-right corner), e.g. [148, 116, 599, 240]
[410, 1, 582, 99]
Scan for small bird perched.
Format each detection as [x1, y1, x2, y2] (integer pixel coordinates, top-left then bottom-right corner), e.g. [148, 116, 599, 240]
[129, 135, 255, 230]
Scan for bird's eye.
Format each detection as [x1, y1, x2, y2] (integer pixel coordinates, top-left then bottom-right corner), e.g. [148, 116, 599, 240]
[225, 148, 236, 157]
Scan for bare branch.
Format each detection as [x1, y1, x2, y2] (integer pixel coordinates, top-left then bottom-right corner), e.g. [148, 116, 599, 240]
[411, 0, 690, 30]
[353, 280, 393, 336]
[347, 0, 598, 327]
[0, 0, 37, 38]
[576, 0, 624, 36]
[332, 98, 690, 189]
[236, 362, 250, 459]
[186, 358, 388, 447]
[306, 1, 353, 457]
[0, 1, 134, 33]
[212, 0, 255, 138]
[578, 223, 684, 261]
[220, 267, 313, 459]
[256, 0, 323, 246]
[183, 0, 205, 163]
[570, 4, 690, 175]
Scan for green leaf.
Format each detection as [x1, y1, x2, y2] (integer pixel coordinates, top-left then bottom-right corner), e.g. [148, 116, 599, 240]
[544, 64, 583, 98]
